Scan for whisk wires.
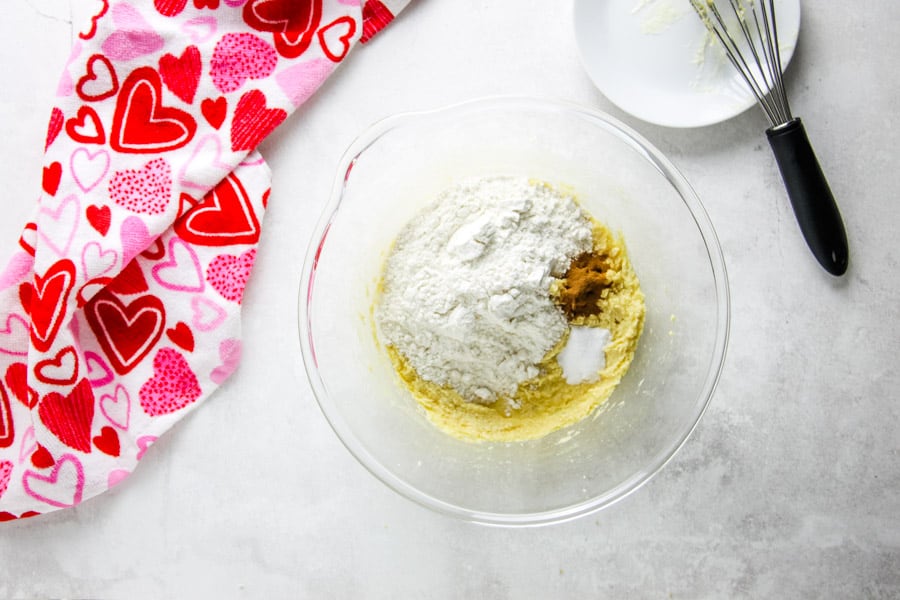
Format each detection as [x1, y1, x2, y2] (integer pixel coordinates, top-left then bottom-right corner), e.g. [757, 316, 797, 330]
[690, 0, 793, 127]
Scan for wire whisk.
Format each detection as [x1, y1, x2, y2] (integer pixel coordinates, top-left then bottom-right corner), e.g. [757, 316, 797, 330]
[691, 0, 849, 275]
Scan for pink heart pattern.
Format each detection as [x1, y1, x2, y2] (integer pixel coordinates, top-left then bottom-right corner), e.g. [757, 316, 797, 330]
[107, 469, 130, 488]
[0, 461, 11, 500]
[210, 338, 241, 384]
[178, 134, 231, 190]
[0, 315, 30, 357]
[191, 295, 227, 331]
[37, 195, 81, 258]
[152, 236, 204, 293]
[210, 33, 278, 93]
[120, 216, 153, 265]
[84, 351, 115, 387]
[276, 58, 335, 108]
[182, 16, 218, 43]
[0, 253, 34, 293]
[18, 427, 38, 465]
[206, 249, 256, 304]
[109, 158, 172, 215]
[135, 435, 156, 461]
[71, 148, 111, 193]
[139, 348, 201, 416]
[22, 454, 85, 509]
[81, 242, 118, 280]
[102, 3, 165, 62]
[99, 384, 131, 430]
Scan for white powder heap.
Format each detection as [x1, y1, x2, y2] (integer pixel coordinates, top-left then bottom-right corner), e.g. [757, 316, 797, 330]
[557, 325, 612, 385]
[375, 176, 593, 403]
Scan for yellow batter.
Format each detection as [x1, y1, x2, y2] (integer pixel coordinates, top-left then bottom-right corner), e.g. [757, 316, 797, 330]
[379, 216, 645, 443]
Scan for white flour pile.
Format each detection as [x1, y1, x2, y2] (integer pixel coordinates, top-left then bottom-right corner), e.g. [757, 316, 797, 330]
[375, 176, 593, 402]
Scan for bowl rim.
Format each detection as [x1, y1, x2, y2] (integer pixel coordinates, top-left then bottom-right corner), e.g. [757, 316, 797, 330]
[298, 95, 731, 527]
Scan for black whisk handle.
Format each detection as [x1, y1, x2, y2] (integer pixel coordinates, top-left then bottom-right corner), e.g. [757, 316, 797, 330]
[766, 118, 849, 276]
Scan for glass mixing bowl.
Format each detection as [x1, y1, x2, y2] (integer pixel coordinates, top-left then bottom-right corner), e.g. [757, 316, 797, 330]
[298, 96, 730, 526]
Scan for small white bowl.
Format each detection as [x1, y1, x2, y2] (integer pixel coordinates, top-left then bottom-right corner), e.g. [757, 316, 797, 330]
[573, 0, 801, 127]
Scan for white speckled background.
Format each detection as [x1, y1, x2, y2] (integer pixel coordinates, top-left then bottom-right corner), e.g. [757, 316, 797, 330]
[1, 1, 898, 597]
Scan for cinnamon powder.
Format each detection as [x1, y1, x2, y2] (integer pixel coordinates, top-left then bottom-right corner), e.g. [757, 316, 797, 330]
[555, 251, 611, 319]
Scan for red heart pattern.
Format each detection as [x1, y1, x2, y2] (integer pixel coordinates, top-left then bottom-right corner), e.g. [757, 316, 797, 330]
[42, 162, 63, 196]
[243, 0, 320, 33]
[0, 0, 383, 517]
[360, 0, 395, 43]
[111, 67, 197, 154]
[35, 346, 79, 386]
[201, 96, 227, 129]
[0, 384, 13, 449]
[154, 0, 188, 17]
[46, 108, 64, 150]
[18, 284, 32, 314]
[175, 173, 260, 246]
[31, 445, 55, 469]
[38, 379, 95, 453]
[65, 106, 106, 145]
[93, 426, 120, 457]
[76, 54, 119, 102]
[140, 238, 167, 262]
[166, 322, 195, 352]
[19, 222, 37, 256]
[230, 90, 286, 152]
[5, 363, 38, 409]
[318, 16, 357, 62]
[30, 260, 76, 353]
[108, 260, 150, 296]
[85, 290, 166, 375]
[159, 45, 202, 104]
[177, 193, 199, 220]
[243, 0, 323, 59]
[86, 205, 112, 236]
[0, 511, 41, 521]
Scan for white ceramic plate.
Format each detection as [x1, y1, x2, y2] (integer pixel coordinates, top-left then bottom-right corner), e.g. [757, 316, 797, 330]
[574, 0, 801, 128]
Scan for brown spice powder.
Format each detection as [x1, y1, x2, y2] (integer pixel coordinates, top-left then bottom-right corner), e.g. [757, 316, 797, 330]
[555, 251, 611, 319]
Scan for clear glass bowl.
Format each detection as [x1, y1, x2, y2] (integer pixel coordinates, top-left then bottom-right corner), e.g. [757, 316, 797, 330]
[298, 97, 730, 526]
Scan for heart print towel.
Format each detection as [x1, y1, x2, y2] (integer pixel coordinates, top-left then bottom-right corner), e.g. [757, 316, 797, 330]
[0, 0, 410, 521]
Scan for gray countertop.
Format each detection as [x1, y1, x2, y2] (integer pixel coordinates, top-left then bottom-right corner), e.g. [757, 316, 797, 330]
[1, 1, 898, 597]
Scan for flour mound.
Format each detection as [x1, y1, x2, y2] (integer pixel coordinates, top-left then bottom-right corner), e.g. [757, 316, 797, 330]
[375, 176, 592, 402]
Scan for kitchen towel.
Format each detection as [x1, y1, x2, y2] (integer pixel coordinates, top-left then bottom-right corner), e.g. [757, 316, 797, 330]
[0, 0, 409, 521]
